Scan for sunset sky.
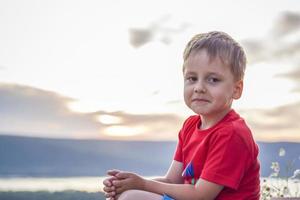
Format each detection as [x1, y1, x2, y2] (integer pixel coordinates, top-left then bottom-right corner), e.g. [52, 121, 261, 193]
[1, 0, 300, 141]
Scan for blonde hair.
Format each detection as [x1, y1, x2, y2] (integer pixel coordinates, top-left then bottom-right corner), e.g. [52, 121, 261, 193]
[183, 31, 246, 81]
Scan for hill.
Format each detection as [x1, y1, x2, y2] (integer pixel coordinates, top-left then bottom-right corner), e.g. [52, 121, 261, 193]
[0, 134, 299, 177]
[0, 135, 175, 177]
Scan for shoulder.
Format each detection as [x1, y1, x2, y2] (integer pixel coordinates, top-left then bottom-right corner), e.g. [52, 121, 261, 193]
[213, 122, 250, 145]
[183, 115, 199, 128]
[215, 110, 252, 139]
[178, 115, 199, 139]
[211, 111, 258, 155]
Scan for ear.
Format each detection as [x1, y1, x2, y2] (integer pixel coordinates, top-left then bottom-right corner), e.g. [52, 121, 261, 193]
[232, 80, 243, 100]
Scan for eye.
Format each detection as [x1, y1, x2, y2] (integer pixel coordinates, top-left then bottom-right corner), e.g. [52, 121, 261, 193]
[185, 76, 197, 83]
[207, 77, 220, 83]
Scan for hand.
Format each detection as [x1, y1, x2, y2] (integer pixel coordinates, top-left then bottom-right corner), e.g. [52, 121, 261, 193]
[103, 169, 121, 200]
[103, 176, 117, 199]
[112, 171, 146, 195]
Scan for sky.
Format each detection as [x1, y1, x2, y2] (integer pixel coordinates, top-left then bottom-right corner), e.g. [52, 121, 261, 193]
[0, 0, 300, 141]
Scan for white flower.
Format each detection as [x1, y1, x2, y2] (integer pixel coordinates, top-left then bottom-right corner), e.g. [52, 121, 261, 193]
[271, 162, 280, 173]
[279, 148, 286, 157]
[291, 169, 300, 179]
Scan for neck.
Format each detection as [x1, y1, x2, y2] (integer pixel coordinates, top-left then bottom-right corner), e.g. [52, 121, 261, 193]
[199, 108, 232, 130]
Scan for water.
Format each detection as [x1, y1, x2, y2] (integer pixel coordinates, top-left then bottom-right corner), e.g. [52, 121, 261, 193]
[0, 177, 106, 192]
[0, 177, 299, 196]
[0, 176, 158, 192]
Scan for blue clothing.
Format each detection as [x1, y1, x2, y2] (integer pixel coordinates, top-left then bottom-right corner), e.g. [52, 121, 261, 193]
[162, 194, 174, 200]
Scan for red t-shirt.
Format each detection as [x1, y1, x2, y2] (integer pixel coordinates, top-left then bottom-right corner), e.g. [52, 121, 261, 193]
[174, 110, 260, 200]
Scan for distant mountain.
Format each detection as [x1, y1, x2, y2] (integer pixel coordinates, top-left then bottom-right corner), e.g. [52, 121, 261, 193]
[0, 134, 299, 177]
[0, 134, 175, 177]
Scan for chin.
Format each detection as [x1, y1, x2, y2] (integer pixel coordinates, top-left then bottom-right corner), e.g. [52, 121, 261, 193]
[191, 108, 210, 116]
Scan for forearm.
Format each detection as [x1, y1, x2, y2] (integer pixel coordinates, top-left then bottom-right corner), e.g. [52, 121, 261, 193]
[152, 160, 184, 184]
[152, 176, 172, 183]
[142, 179, 207, 200]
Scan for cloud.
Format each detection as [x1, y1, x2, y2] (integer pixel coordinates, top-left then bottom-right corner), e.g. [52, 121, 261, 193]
[277, 64, 300, 81]
[242, 11, 300, 64]
[0, 83, 184, 140]
[129, 28, 154, 48]
[276, 64, 300, 92]
[128, 15, 189, 48]
[239, 101, 300, 141]
[0, 83, 103, 138]
[93, 110, 183, 140]
[272, 11, 300, 37]
[242, 34, 300, 64]
[242, 39, 267, 63]
[1, 83, 300, 142]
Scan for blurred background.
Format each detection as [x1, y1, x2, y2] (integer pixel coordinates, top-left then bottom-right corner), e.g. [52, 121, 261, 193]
[0, 0, 300, 199]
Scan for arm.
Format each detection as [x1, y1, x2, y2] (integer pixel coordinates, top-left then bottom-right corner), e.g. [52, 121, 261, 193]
[145, 178, 223, 200]
[103, 160, 183, 199]
[106, 160, 183, 184]
[152, 160, 184, 184]
[113, 172, 223, 200]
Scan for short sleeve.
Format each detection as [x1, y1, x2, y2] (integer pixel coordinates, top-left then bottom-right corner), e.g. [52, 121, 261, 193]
[173, 129, 183, 162]
[200, 126, 250, 190]
[173, 116, 197, 162]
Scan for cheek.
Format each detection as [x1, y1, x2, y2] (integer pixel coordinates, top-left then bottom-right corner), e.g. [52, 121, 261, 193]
[184, 85, 193, 96]
[183, 86, 192, 103]
[212, 88, 233, 100]
[183, 89, 188, 102]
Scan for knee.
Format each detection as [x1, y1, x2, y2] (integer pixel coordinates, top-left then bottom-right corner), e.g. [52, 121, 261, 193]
[118, 190, 140, 200]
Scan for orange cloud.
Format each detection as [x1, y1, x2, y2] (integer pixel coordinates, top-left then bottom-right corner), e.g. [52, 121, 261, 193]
[0, 83, 184, 140]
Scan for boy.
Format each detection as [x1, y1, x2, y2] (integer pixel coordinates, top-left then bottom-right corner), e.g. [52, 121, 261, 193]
[103, 31, 260, 200]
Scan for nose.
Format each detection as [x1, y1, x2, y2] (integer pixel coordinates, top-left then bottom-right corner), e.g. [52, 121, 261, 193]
[194, 80, 206, 93]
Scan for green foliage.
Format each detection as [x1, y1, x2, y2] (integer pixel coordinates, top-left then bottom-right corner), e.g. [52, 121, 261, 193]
[0, 190, 106, 200]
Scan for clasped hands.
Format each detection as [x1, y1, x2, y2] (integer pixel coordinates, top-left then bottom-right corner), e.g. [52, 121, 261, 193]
[103, 170, 145, 200]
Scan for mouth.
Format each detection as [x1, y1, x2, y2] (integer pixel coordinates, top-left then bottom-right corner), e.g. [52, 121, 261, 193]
[192, 98, 210, 103]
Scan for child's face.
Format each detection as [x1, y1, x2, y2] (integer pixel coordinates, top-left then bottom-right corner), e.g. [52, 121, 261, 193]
[183, 50, 243, 117]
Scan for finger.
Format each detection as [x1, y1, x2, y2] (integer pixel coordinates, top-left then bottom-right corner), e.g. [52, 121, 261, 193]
[103, 179, 112, 187]
[103, 176, 119, 190]
[112, 179, 127, 188]
[110, 191, 116, 197]
[104, 176, 118, 186]
[115, 186, 126, 194]
[104, 192, 112, 198]
[103, 185, 115, 193]
[104, 193, 110, 198]
[115, 172, 132, 179]
[104, 191, 116, 198]
[109, 176, 118, 182]
[103, 186, 110, 193]
[107, 169, 122, 176]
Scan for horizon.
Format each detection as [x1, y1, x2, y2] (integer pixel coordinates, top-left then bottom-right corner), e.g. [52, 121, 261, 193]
[1, 133, 300, 143]
[1, 0, 300, 142]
